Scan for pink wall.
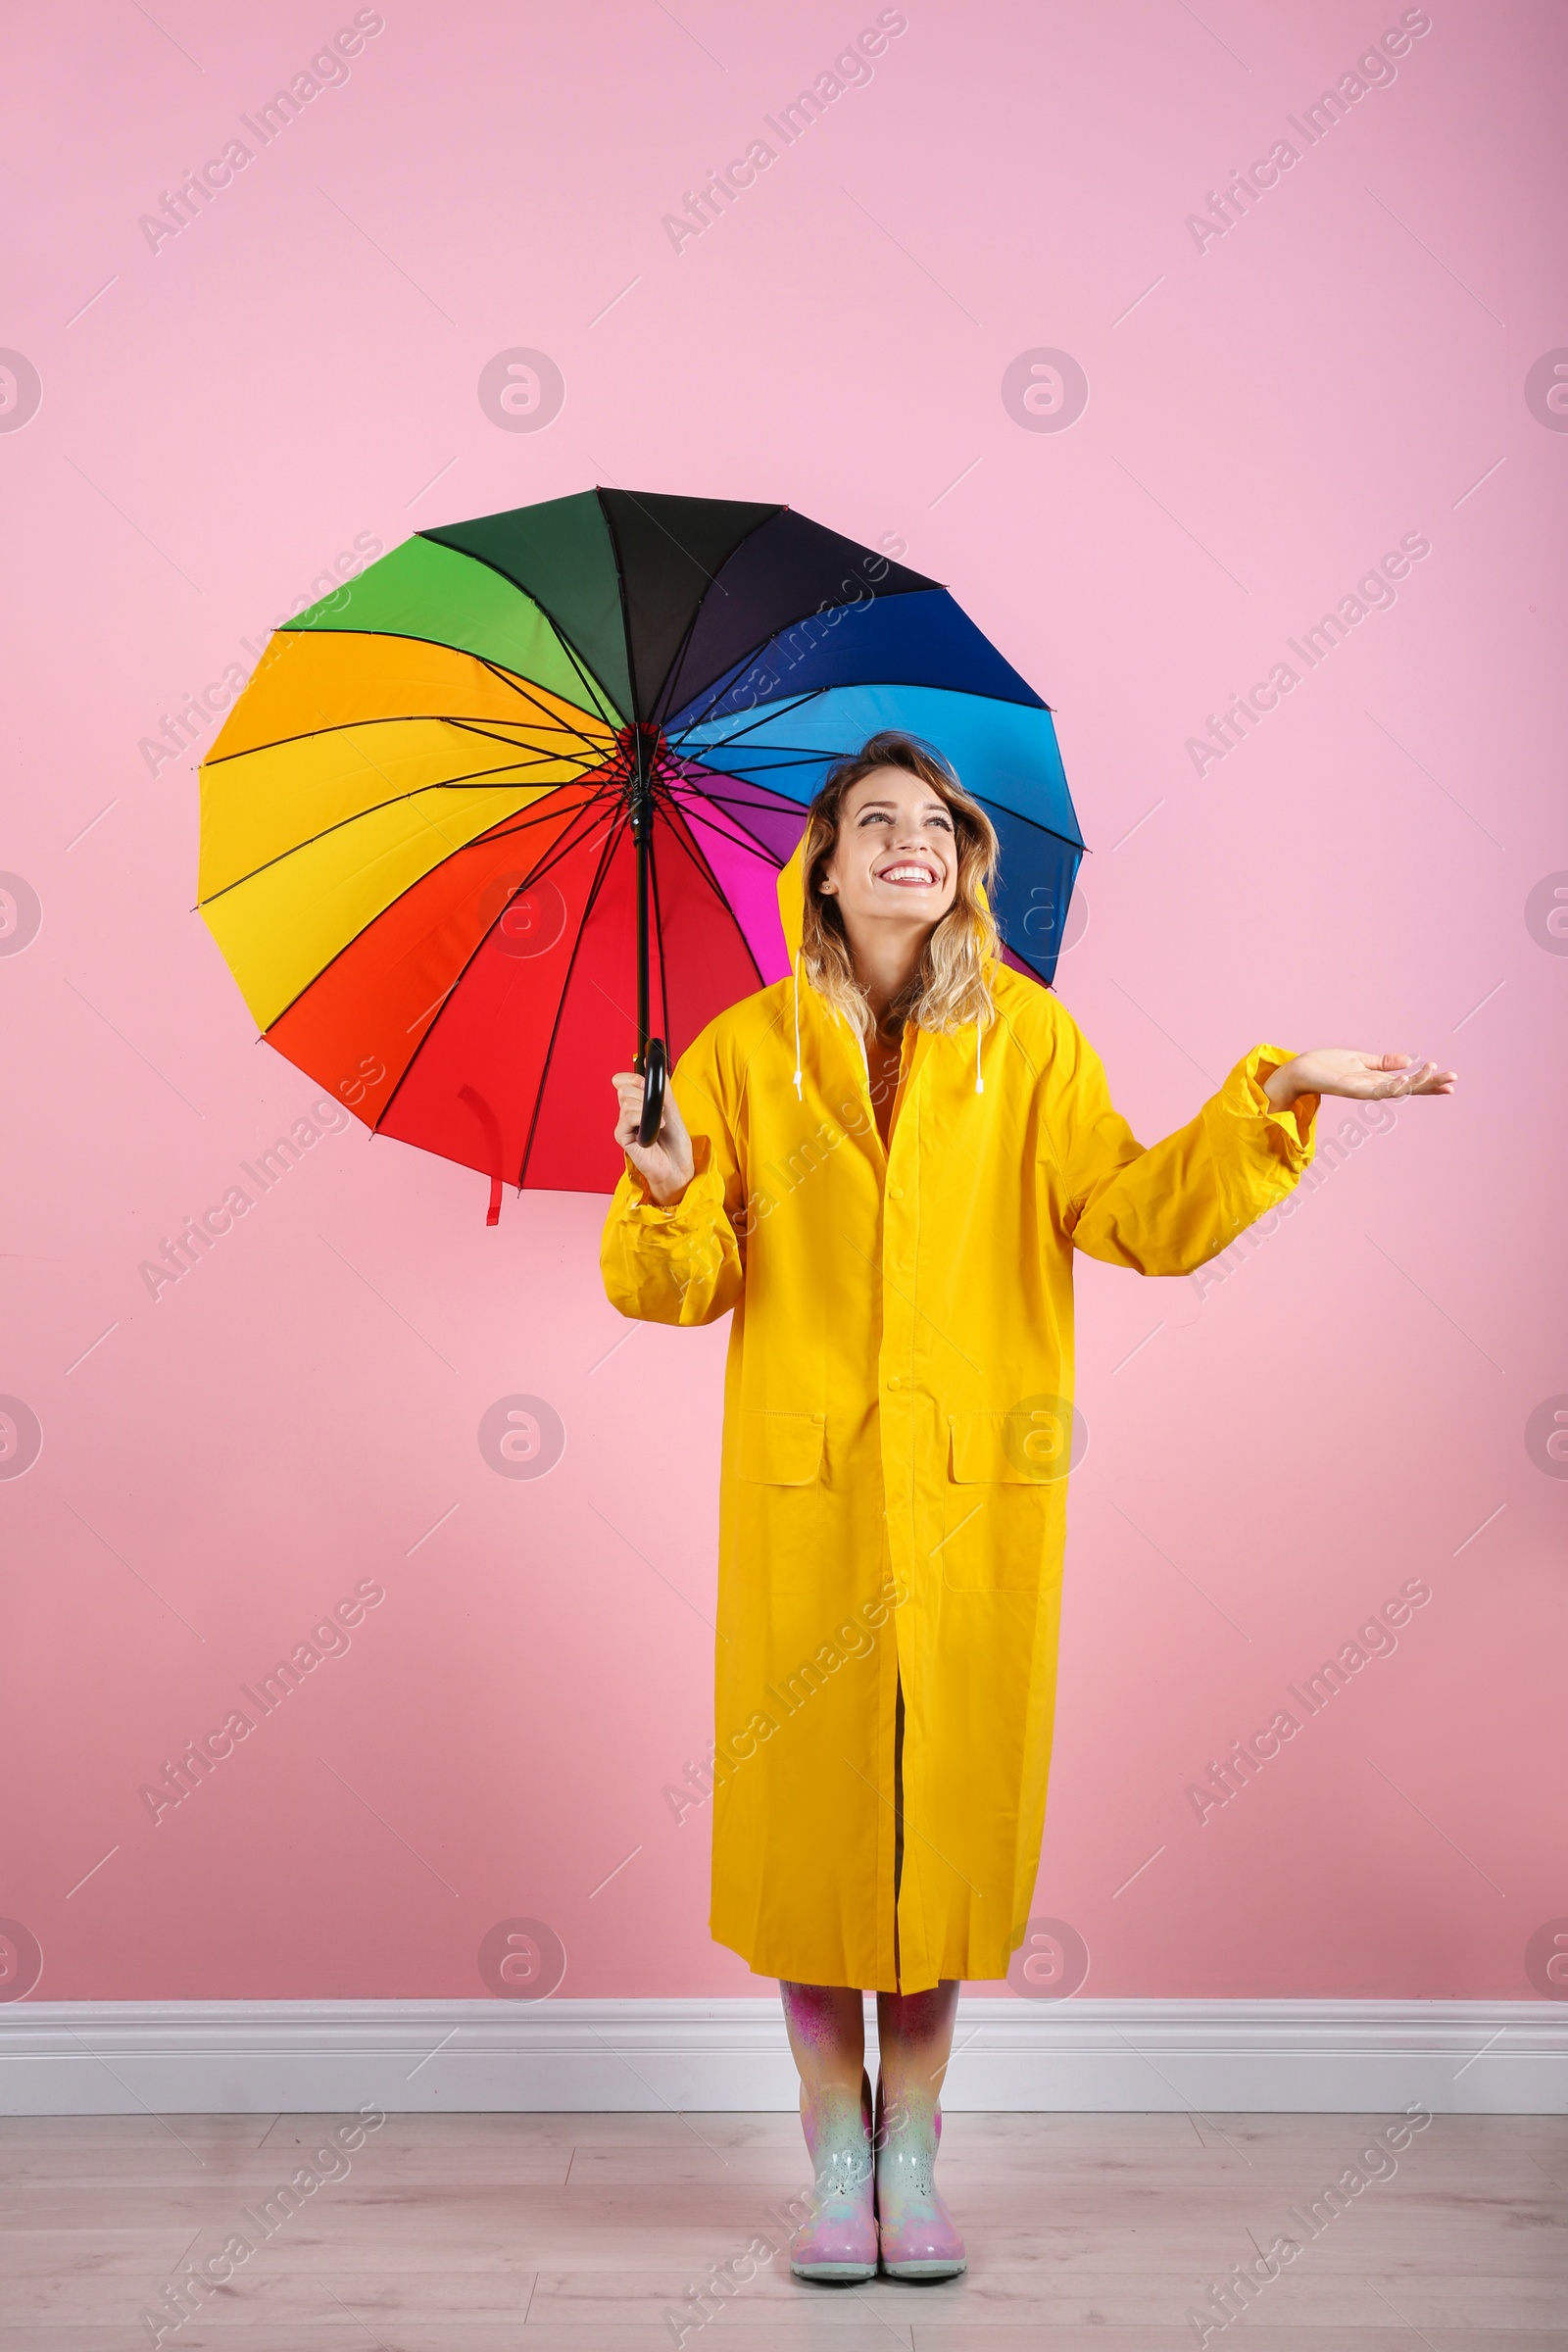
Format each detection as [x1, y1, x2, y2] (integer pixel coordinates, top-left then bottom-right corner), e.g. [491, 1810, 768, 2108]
[2, 0, 1563, 2007]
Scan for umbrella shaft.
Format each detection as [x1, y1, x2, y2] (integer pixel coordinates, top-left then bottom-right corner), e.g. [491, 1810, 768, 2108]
[633, 745, 651, 1068]
[636, 819, 650, 1064]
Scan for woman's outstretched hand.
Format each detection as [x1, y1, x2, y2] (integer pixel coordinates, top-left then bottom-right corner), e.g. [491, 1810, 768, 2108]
[1263, 1050, 1458, 1110]
[612, 1069, 697, 1205]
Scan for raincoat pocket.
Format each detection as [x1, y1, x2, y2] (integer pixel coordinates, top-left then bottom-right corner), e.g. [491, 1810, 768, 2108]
[948, 1408, 1071, 1485]
[739, 1410, 826, 1485]
[942, 1411, 1062, 1592]
[732, 1410, 827, 1597]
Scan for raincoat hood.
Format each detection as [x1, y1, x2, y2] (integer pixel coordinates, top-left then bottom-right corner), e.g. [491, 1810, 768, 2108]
[777, 832, 808, 961]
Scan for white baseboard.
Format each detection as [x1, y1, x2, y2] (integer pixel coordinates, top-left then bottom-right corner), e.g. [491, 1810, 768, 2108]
[2, 1998, 1563, 2116]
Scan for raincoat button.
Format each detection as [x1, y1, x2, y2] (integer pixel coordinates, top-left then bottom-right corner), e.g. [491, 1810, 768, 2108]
[888, 1184, 904, 1200]
[886, 1374, 900, 1388]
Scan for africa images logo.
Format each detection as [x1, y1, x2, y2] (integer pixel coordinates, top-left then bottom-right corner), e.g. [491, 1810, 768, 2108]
[478, 1396, 566, 1480]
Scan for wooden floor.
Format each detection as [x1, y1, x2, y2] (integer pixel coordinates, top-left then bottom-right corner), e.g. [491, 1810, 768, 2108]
[0, 2108, 1562, 2348]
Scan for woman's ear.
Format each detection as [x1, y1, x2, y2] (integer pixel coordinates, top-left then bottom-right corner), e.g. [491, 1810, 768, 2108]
[816, 870, 838, 898]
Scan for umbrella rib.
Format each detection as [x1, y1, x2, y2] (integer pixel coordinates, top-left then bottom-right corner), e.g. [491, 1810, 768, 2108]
[414, 535, 628, 730]
[667, 686, 830, 756]
[665, 663, 784, 741]
[973, 794, 1089, 853]
[672, 682, 1059, 785]
[660, 779, 793, 866]
[442, 713, 611, 764]
[598, 490, 642, 727]
[656, 573, 952, 738]
[394, 774, 623, 898]
[470, 782, 625, 895]
[440, 715, 614, 764]
[199, 764, 601, 908]
[649, 597, 710, 734]
[663, 633, 843, 737]
[656, 788, 761, 903]
[216, 778, 613, 930]
[662, 753, 832, 790]
[599, 481, 762, 605]
[663, 747, 838, 780]
[595, 490, 781, 725]
[223, 732, 613, 894]
[669, 774, 1082, 856]
[660, 619, 807, 737]
[249, 788, 619, 1041]
[207, 659, 620, 766]
[440, 774, 630, 903]
[654, 796, 767, 992]
[533, 623, 623, 732]
[466, 656, 620, 752]
[664, 808, 785, 866]
[661, 766, 805, 808]
[648, 540, 769, 729]
[650, 526, 934, 730]
[667, 665, 1053, 744]
[659, 621, 862, 738]
[663, 780, 799, 811]
[673, 751, 847, 776]
[665, 786, 808, 823]
[202, 702, 612, 770]
[670, 772, 1084, 864]
[515, 815, 626, 1188]
[686, 760, 1091, 852]
[243, 620, 623, 740]
[368, 790, 626, 1139]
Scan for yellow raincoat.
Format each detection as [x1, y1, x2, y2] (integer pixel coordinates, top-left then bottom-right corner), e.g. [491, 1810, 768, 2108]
[601, 849, 1317, 1990]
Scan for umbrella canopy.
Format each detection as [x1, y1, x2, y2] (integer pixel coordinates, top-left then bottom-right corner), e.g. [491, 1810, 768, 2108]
[199, 489, 1085, 1205]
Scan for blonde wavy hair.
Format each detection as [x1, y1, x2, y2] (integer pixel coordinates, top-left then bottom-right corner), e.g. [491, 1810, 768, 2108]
[798, 730, 1000, 1042]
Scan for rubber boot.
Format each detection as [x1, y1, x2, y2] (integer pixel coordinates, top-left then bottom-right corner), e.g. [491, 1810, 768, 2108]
[789, 2068, 877, 2282]
[874, 2077, 966, 2280]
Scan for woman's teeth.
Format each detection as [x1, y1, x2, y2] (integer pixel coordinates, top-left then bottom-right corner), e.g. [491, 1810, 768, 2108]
[880, 863, 936, 885]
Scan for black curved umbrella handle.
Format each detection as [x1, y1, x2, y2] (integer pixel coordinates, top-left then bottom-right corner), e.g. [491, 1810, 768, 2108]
[637, 1037, 667, 1150]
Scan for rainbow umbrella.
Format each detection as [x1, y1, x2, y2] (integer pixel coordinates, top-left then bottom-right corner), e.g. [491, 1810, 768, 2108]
[199, 489, 1085, 1212]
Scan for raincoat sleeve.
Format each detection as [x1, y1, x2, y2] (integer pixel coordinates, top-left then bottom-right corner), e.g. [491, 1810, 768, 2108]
[599, 1045, 747, 1327]
[1051, 1012, 1318, 1276]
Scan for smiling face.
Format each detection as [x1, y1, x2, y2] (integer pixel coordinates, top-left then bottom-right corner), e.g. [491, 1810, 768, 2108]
[816, 766, 959, 937]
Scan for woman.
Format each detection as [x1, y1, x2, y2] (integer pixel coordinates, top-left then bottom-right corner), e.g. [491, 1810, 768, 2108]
[601, 730, 1454, 2284]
